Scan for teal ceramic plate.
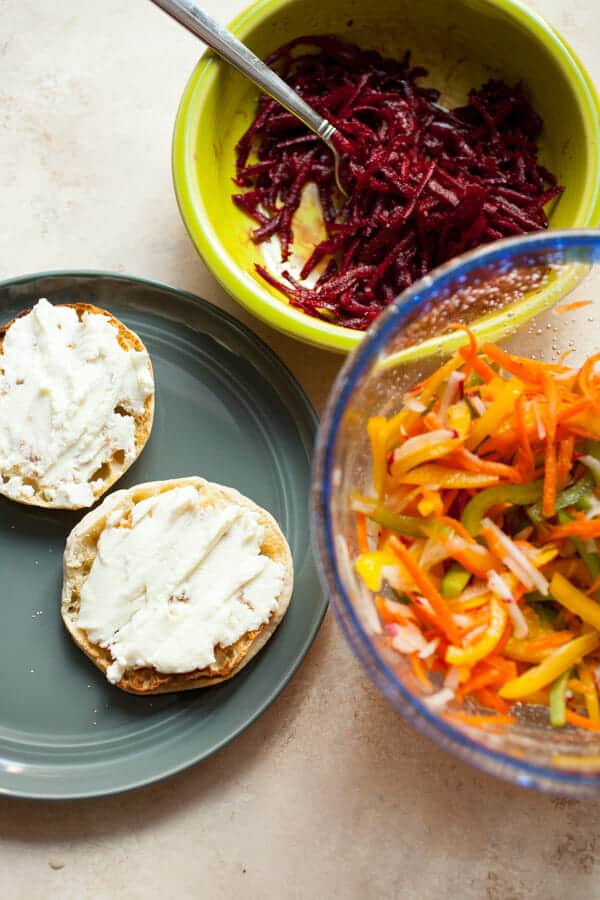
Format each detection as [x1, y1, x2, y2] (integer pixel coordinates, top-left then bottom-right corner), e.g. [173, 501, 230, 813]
[0, 272, 323, 799]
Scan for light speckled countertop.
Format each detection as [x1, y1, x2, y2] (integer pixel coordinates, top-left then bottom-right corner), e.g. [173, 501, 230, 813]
[1, 1, 600, 897]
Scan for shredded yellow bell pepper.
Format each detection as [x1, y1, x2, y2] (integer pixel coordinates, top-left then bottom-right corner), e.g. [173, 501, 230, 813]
[367, 416, 387, 498]
[530, 545, 560, 568]
[417, 490, 444, 517]
[398, 463, 499, 489]
[466, 376, 524, 450]
[445, 596, 507, 667]
[503, 640, 549, 664]
[447, 401, 472, 440]
[355, 549, 405, 592]
[391, 437, 461, 475]
[419, 355, 465, 404]
[499, 631, 600, 699]
[579, 664, 600, 723]
[384, 408, 414, 450]
[384, 358, 465, 449]
[388, 356, 465, 444]
[550, 572, 600, 632]
[568, 408, 600, 441]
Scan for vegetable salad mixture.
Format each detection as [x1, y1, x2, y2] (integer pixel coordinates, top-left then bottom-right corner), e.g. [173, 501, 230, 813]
[353, 325, 600, 730]
[234, 36, 563, 330]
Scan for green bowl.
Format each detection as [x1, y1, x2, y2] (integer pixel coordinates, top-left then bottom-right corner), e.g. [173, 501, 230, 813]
[172, 0, 600, 353]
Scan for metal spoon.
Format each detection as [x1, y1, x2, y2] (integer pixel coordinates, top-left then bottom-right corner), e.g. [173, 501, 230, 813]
[149, 0, 347, 194]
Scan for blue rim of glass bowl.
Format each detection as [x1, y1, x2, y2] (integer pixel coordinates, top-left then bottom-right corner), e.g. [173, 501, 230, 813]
[313, 228, 600, 797]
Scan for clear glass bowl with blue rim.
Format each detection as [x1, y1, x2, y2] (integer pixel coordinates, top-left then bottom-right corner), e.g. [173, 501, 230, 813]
[312, 228, 600, 797]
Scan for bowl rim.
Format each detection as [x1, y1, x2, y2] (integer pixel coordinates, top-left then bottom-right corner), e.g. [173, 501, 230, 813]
[172, 0, 600, 353]
[312, 228, 600, 797]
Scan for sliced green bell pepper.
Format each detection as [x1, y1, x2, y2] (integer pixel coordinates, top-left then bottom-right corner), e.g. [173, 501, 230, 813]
[549, 668, 571, 727]
[441, 563, 471, 598]
[461, 481, 544, 536]
[527, 473, 595, 524]
[365, 504, 428, 538]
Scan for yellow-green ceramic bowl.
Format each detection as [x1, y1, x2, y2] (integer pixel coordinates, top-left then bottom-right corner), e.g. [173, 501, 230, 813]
[173, 0, 600, 353]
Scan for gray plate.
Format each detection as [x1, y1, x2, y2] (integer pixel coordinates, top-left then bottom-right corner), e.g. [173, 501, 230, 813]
[0, 272, 323, 799]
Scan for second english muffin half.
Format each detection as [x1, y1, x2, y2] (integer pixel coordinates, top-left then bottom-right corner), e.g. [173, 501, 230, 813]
[0, 298, 155, 509]
[61, 477, 294, 693]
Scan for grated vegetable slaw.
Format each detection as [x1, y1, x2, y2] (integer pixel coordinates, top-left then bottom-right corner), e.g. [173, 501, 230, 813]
[354, 329, 600, 731]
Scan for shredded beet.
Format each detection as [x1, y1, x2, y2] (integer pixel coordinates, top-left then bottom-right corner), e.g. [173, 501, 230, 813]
[233, 36, 563, 330]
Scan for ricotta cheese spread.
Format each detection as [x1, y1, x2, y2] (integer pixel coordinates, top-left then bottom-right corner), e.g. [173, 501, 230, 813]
[76, 485, 285, 683]
[0, 299, 153, 506]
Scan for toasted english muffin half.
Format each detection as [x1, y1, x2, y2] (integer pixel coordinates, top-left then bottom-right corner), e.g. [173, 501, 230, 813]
[0, 300, 154, 509]
[61, 477, 293, 694]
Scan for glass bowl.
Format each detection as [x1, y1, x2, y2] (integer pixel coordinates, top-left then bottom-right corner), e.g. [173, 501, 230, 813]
[313, 229, 600, 797]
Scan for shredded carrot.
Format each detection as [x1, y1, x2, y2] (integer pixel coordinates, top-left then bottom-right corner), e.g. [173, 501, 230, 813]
[486, 656, 518, 679]
[459, 346, 496, 383]
[557, 436, 575, 486]
[579, 353, 600, 409]
[458, 664, 506, 697]
[555, 300, 593, 314]
[434, 516, 475, 544]
[355, 512, 369, 554]
[375, 595, 410, 626]
[542, 440, 558, 518]
[434, 518, 502, 577]
[523, 632, 575, 654]
[450, 712, 516, 726]
[557, 396, 593, 422]
[492, 621, 514, 660]
[410, 652, 432, 691]
[453, 324, 498, 384]
[451, 324, 477, 378]
[410, 595, 446, 632]
[482, 343, 570, 384]
[550, 519, 600, 540]
[476, 687, 511, 713]
[566, 710, 600, 732]
[538, 372, 560, 518]
[446, 447, 521, 482]
[515, 395, 535, 480]
[388, 536, 459, 643]
[558, 349, 575, 365]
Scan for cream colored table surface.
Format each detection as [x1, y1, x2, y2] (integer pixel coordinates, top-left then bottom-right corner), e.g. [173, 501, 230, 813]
[1, 1, 599, 897]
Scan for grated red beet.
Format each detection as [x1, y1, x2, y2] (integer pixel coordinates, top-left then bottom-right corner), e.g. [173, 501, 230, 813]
[233, 36, 563, 331]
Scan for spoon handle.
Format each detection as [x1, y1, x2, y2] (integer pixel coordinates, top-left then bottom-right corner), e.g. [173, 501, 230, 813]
[149, 0, 337, 150]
